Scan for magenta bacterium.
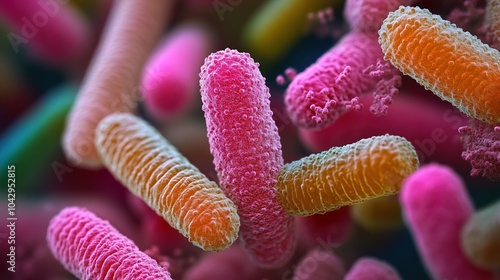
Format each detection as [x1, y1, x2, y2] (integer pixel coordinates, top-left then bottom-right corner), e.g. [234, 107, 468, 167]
[0, 0, 89, 65]
[47, 207, 172, 280]
[200, 48, 295, 268]
[142, 22, 213, 120]
[401, 164, 495, 279]
[284, 31, 400, 129]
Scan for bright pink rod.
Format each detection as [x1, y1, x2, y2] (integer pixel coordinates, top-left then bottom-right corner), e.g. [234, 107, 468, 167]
[47, 207, 172, 280]
[200, 48, 295, 268]
[62, 0, 172, 168]
[400, 164, 495, 279]
[142, 22, 213, 119]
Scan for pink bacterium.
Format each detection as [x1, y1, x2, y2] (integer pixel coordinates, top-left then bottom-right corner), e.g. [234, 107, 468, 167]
[344, 258, 402, 280]
[0, 0, 89, 65]
[200, 48, 295, 268]
[63, 0, 172, 168]
[344, 0, 417, 33]
[459, 119, 500, 180]
[142, 22, 213, 120]
[400, 164, 495, 280]
[47, 207, 172, 280]
[284, 31, 401, 129]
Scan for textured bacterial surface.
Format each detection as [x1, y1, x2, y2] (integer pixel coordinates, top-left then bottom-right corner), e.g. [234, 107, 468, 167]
[95, 113, 240, 252]
[200, 48, 295, 268]
[401, 164, 495, 279]
[276, 134, 419, 216]
[379, 6, 500, 124]
[47, 207, 172, 280]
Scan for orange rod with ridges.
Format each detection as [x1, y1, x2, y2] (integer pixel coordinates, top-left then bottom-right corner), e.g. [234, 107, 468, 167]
[378, 6, 500, 125]
[275, 135, 419, 216]
[95, 113, 240, 252]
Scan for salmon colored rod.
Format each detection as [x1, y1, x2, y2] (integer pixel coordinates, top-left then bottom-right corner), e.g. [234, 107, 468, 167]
[47, 207, 173, 280]
[379, 6, 500, 125]
[95, 113, 240, 252]
[275, 134, 419, 216]
[63, 0, 172, 169]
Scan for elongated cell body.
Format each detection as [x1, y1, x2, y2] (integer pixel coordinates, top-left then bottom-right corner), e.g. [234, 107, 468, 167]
[0, 83, 75, 192]
[461, 199, 500, 269]
[401, 164, 495, 280]
[243, 0, 339, 63]
[285, 32, 397, 129]
[0, 0, 89, 64]
[344, 0, 416, 32]
[276, 134, 419, 216]
[200, 48, 295, 268]
[47, 207, 172, 280]
[379, 6, 500, 124]
[142, 22, 213, 119]
[95, 113, 240, 252]
[63, 0, 172, 168]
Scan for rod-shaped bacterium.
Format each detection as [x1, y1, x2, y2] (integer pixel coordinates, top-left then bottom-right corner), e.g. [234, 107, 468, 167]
[200, 48, 295, 268]
[401, 164, 495, 279]
[285, 32, 400, 129]
[142, 22, 213, 119]
[276, 134, 419, 216]
[47, 207, 172, 280]
[0, 0, 89, 64]
[95, 113, 240, 252]
[63, 0, 172, 168]
[379, 6, 500, 124]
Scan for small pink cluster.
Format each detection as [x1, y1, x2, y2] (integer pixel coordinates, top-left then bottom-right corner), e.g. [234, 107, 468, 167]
[283, 0, 411, 129]
[459, 119, 500, 180]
